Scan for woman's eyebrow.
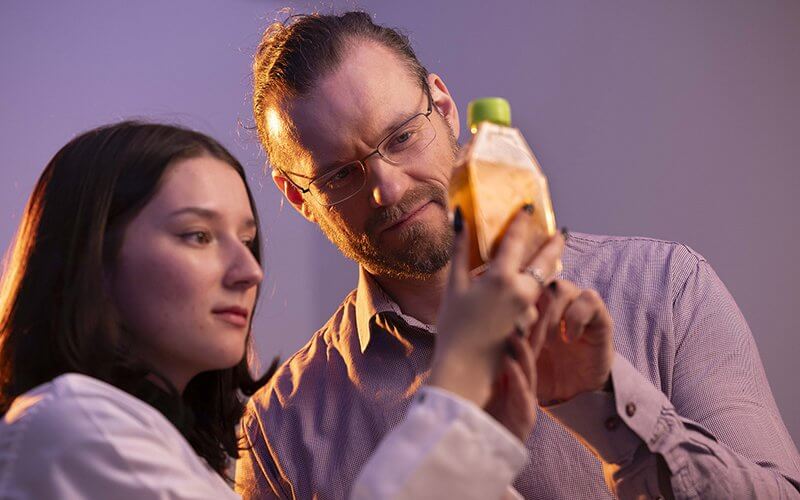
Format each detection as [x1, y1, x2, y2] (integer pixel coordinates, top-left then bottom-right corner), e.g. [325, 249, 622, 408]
[168, 207, 256, 229]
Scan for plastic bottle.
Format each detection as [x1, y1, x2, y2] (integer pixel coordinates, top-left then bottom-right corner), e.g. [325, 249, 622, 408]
[449, 97, 558, 273]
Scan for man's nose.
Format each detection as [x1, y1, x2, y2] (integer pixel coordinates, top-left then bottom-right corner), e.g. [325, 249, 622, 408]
[367, 156, 411, 208]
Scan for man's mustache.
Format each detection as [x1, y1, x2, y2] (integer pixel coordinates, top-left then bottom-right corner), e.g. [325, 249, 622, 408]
[365, 184, 448, 236]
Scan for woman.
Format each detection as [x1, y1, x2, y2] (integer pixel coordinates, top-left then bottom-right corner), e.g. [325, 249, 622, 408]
[0, 121, 562, 498]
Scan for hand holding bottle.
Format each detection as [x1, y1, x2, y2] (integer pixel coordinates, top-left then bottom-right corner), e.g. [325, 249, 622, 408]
[428, 205, 564, 439]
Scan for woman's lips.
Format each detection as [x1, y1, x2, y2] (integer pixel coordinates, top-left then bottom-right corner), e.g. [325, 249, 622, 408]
[212, 307, 249, 327]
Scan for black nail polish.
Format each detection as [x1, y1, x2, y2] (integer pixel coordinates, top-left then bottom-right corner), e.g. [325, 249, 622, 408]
[560, 227, 569, 238]
[548, 281, 558, 293]
[505, 340, 517, 359]
[453, 206, 463, 234]
[523, 203, 535, 215]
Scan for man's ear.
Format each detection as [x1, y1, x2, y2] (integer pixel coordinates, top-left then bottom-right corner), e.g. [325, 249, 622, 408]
[271, 170, 317, 223]
[427, 73, 460, 139]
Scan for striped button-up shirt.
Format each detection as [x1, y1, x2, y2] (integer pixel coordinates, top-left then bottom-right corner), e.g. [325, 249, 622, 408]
[236, 232, 800, 499]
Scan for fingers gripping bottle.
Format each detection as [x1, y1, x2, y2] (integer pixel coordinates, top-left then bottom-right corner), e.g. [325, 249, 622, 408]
[449, 97, 558, 273]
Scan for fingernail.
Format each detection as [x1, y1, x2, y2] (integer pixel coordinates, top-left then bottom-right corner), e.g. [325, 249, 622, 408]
[505, 340, 516, 359]
[453, 206, 463, 234]
[548, 281, 558, 293]
[560, 227, 569, 238]
[523, 203, 535, 215]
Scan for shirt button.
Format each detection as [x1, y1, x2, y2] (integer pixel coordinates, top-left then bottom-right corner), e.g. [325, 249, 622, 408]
[625, 402, 637, 417]
[604, 416, 619, 431]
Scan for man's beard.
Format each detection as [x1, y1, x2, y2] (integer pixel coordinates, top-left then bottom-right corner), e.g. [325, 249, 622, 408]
[314, 183, 454, 281]
[312, 131, 459, 281]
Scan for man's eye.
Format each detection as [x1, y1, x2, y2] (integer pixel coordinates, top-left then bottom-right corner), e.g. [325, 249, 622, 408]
[322, 164, 357, 190]
[331, 166, 353, 181]
[393, 131, 412, 144]
[386, 128, 418, 152]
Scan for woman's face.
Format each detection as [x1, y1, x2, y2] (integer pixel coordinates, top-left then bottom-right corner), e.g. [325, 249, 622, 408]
[109, 155, 262, 391]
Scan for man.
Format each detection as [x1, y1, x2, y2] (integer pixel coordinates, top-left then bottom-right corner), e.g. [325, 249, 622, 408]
[236, 11, 800, 499]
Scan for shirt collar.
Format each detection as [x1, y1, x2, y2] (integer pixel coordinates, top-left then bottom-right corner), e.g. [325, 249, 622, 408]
[355, 267, 436, 353]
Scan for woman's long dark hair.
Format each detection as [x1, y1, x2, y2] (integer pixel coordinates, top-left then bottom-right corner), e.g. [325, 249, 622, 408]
[0, 121, 277, 478]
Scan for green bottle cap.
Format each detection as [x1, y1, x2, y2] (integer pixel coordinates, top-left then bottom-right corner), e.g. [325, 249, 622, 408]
[467, 97, 511, 132]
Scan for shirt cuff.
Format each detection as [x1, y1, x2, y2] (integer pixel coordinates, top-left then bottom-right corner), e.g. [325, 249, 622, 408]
[543, 352, 670, 465]
[414, 385, 528, 469]
[352, 385, 528, 499]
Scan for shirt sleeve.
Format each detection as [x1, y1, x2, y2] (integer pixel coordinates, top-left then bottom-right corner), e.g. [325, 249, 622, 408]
[545, 259, 800, 499]
[10, 388, 239, 500]
[350, 385, 528, 500]
[235, 403, 288, 499]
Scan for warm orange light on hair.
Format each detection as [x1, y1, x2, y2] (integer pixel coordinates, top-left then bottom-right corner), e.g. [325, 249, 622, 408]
[262, 106, 315, 175]
[266, 107, 285, 139]
[0, 181, 47, 332]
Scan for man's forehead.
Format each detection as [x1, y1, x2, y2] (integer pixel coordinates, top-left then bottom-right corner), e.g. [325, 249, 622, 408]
[282, 41, 422, 170]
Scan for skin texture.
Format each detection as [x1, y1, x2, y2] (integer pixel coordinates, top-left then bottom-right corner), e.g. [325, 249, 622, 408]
[109, 156, 262, 393]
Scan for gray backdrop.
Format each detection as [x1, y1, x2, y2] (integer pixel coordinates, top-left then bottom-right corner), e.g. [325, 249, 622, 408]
[1, 1, 797, 443]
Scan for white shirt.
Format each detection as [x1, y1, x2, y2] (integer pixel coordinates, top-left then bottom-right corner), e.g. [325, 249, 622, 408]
[350, 386, 528, 500]
[1, 374, 527, 499]
[0, 373, 238, 499]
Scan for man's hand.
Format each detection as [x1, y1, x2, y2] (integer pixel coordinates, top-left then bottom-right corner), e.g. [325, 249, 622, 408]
[529, 280, 614, 404]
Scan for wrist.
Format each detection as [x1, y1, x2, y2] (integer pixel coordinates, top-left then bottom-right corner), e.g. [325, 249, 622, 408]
[428, 349, 493, 407]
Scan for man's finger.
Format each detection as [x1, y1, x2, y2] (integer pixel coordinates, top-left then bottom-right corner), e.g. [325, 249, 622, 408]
[543, 280, 581, 342]
[563, 289, 612, 344]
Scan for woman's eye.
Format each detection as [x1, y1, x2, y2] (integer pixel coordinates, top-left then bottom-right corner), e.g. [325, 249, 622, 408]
[182, 231, 212, 245]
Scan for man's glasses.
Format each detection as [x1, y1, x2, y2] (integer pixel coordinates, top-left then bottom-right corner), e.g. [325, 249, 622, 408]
[281, 87, 437, 207]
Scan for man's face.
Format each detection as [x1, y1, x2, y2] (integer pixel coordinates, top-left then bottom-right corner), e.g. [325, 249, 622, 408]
[277, 41, 460, 280]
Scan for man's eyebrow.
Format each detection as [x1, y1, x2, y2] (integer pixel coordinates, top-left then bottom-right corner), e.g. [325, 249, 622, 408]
[315, 108, 418, 174]
[377, 107, 418, 140]
[168, 206, 257, 229]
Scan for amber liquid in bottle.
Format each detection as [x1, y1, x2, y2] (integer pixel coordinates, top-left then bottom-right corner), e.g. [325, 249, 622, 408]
[449, 121, 558, 273]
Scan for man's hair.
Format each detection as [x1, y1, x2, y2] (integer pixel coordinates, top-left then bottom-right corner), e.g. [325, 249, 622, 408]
[252, 11, 429, 172]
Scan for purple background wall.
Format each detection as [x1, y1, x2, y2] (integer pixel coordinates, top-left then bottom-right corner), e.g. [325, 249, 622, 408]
[1, 1, 798, 443]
